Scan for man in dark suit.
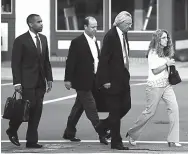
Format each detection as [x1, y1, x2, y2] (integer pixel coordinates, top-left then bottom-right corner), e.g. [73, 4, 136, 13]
[7, 14, 53, 148]
[96, 11, 132, 150]
[63, 16, 107, 145]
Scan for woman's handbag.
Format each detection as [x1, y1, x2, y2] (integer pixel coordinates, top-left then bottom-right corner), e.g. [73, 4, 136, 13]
[168, 65, 182, 85]
[3, 91, 30, 122]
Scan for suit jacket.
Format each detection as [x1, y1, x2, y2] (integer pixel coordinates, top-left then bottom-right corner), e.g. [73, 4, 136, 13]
[11, 31, 53, 89]
[96, 26, 130, 94]
[64, 34, 97, 91]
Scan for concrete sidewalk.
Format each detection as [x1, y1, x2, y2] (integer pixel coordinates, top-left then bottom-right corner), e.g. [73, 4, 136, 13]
[1, 142, 188, 153]
[1, 58, 188, 81]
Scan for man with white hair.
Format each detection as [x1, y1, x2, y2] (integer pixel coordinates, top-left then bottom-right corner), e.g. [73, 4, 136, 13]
[96, 11, 132, 150]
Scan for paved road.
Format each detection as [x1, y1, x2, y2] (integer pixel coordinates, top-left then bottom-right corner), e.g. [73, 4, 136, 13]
[1, 80, 188, 153]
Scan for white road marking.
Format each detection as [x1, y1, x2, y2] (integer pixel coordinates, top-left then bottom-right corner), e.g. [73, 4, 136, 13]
[42, 82, 146, 104]
[1, 83, 146, 119]
[43, 94, 77, 104]
[1, 82, 146, 119]
[1, 82, 146, 117]
[1, 140, 188, 144]
[131, 79, 147, 82]
[131, 82, 146, 86]
[1, 83, 13, 86]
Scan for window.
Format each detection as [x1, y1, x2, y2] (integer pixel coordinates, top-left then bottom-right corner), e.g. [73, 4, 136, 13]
[174, 0, 188, 31]
[56, 0, 104, 31]
[1, 0, 12, 14]
[111, 0, 157, 31]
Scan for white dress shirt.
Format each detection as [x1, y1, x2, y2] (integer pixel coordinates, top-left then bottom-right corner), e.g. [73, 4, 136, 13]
[29, 30, 42, 52]
[84, 32, 99, 74]
[116, 27, 129, 64]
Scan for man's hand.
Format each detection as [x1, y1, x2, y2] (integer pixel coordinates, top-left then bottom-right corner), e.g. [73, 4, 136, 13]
[46, 81, 52, 93]
[103, 83, 111, 89]
[64, 81, 72, 90]
[14, 85, 22, 93]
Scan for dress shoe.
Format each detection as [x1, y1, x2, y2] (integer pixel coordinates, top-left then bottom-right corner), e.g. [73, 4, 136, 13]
[6, 129, 20, 146]
[111, 144, 129, 150]
[26, 143, 43, 148]
[99, 136, 108, 145]
[69, 137, 81, 142]
[63, 134, 81, 142]
[126, 133, 136, 146]
[168, 142, 182, 147]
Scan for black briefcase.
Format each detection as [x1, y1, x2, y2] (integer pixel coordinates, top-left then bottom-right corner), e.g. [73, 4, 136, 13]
[3, 91, 30, 122]
[94, 88, 108, 112]
[168, 66, 182, 85]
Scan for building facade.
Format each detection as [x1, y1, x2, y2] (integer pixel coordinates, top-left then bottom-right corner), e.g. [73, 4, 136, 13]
[1, 0, 188, 64]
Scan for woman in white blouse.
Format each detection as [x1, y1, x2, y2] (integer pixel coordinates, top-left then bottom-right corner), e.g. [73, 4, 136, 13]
[126, 29, 181, 147]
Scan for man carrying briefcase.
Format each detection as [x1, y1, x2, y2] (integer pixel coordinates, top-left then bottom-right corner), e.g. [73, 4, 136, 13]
[6, 14, 53, 148]
[3, 91, 30, 122]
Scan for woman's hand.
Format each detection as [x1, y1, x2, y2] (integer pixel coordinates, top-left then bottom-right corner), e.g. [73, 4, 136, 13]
[166, 59, 175, 66]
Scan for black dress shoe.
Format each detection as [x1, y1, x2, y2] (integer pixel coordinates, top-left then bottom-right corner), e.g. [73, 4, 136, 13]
[99, 136, 108, 145]
[111, 144, 129, 150]
[6, 130, 20, 146]
[63, 134, 81, 142]
[69, 137, 81, 142]
[26, 143, 43, 148]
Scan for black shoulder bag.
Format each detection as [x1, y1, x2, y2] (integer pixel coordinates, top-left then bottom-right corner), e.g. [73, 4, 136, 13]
[168, 65, 182, 85]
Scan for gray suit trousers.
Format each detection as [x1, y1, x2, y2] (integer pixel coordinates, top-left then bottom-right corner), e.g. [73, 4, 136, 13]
[64, 90, 100, 138]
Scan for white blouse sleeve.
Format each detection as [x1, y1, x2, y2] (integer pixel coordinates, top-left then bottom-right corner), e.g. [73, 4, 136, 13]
[148, 52, 166, 69]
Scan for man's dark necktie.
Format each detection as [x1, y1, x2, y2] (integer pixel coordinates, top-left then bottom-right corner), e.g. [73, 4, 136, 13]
[95, 41, 100, 58]
[122, 34, 129, 70]
[35, 35, 42, 54]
